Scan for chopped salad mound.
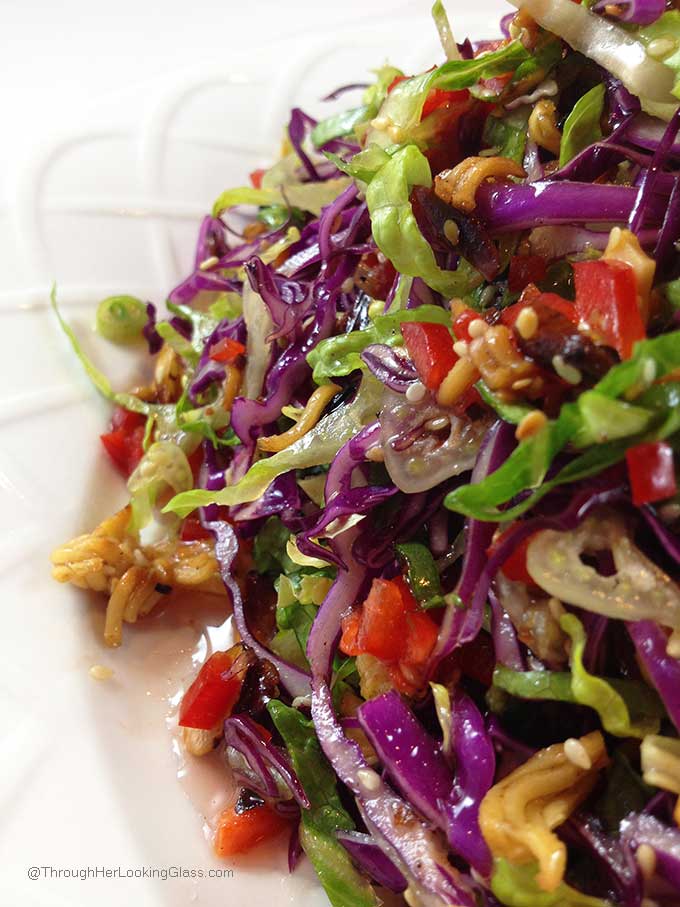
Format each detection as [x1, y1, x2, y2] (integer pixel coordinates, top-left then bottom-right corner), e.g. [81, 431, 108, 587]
[50, 1, 680, 904]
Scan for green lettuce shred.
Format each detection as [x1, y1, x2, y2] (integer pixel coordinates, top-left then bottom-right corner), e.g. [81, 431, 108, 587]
[267, 702, 378, 907]
[212, 177, 352, 218]
[559, 84, 605, 168]
[445, 331, 680, 522]
[164, 375, 383, 516]
[491, 858, 612, 907]
[307, 303, 450, 384]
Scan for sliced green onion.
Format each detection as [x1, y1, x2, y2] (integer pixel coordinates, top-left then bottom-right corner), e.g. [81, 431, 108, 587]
[96, 295, 147, 343]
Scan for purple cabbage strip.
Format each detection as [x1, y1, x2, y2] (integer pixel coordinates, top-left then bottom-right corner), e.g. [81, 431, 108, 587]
[307, 531, 476, 905]
[337, 831, 407, 893]
[429, 420, 516, 668]
[489, 587, 525, 671]
[551, 142, 652, 183]
[311, 681, 476, 907]
[288, 108, 320, 181]
[321, 82, 370, 101]
[210, 519, 311, 699]
[318, 182, 358, 262]
[640, 505, 680, 566]
[606, 77, 640, 130]
[359, 690, 494, 877]
[142, 302, 162, 355]
[230, 279, 337, 443]
[627, 113, 680, 157]
[360, 344, 418, 393]
[168, 269, 240, 307]
[621, 813, 680, 890]
[245, 255, 312, 339]
[297, 422, 398, 569]
[188, 316, 245, 403]
[565, 815, 642, 907]
[499, 11, 514, 36]
[223, 714, 310, 808]
[475, 180, 667, 232]
[441, 691, 495, 877]
[593, 0, 665, 25]
[629, 106, 680, 234]
[654, 174, 680, 277]
[288, 817, 303, 873]
[231, 471, 304, 531]
[358, 691, 454, 831]
[627, 621, 680, 733]
[194, 215, 228, 268]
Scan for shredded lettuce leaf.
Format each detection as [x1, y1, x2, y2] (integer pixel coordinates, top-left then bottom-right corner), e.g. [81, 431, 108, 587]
[268, 702, 379, 907]
[127, 441, 193, 533]
[491, 858, 612, 907]
[364, 144, 480, 296]
[311, 107, 370, 149]
[308, 303, 450, 384]
[559, 84, 605, 168]
[446, 331, 680, 521]
[396, 542, 444, 608]
[164, 376, 383, 515]
[212, 178, 352, 218]
[561, 613, 660, 739]
[367, 40, 530, 148]
[637, 11, 680, 101]
[483, 111, 528, 165]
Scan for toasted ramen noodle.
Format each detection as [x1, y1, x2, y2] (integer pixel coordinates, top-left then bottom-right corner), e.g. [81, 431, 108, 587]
[479, 731, 608, 892]
[51, 506, 225, 646]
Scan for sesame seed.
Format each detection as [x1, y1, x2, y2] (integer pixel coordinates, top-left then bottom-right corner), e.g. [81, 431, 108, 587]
[370, 116, 390, 130]
[358, 768, 381, 792]
[552, 355, 582, 386]
[443, 219, 460, 245]
[406, 381, 427, 403]
[453, 340, 469, 357]
[424, 416, 450, 431]
[648, 37, 676, 59]
[515, 409, 547, 441]
[468, 318, 488, 339]
[636, 844, 657, 880]
[198, 255, 219, 271]
[89, 664, 114, 682]
[511, 377, 533, 391]
[604, 2, 623, 15]
[667, 630, 680, 659]
[516, 306, 538, 340]
[642, 358, 657, 386]
[564, 737, 592, 771]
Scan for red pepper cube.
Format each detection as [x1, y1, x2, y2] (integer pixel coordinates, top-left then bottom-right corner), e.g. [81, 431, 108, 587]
[178, 645, 251, 730]
[210, 337, 246, 364]
[401, 322, 457, 391]
[100, 406, 146, 477]
[453, 307, 482, 342]
[626, 441, 677, 507]
[573, 259, 645, 359]
[358, 579, 409, 662]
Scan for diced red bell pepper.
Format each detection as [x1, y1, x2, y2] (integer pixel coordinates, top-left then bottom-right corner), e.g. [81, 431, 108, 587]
[210, 337, 246, 364]
[100, 406, 146, 477]
[501, 291, 578, 329]
[626, 441, 677, 507]
[387, 75, 468, 121]
[340, 577, 439, 694]
[180, 517, 213, 542]
[179, 644, 251, 730]
[487, 529, 538, 586]
[573, 259, 645, 359]
[249, 168, 265, 189]
[357, 578, 410, 661]
[401, 322, 457, 391]
[214, 801, 289, 857]
[453, 307, 483, 342]
[508, 255, 547, 294]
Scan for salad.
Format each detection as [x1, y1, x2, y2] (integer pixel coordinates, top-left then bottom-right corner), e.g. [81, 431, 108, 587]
[50, 0, 680, 904]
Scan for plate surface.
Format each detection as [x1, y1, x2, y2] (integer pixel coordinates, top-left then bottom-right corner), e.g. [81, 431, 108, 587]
[0, 3, 504, 905]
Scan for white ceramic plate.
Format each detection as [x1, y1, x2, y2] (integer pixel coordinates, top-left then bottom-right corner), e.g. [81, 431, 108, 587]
[0, 5, 504, 905]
